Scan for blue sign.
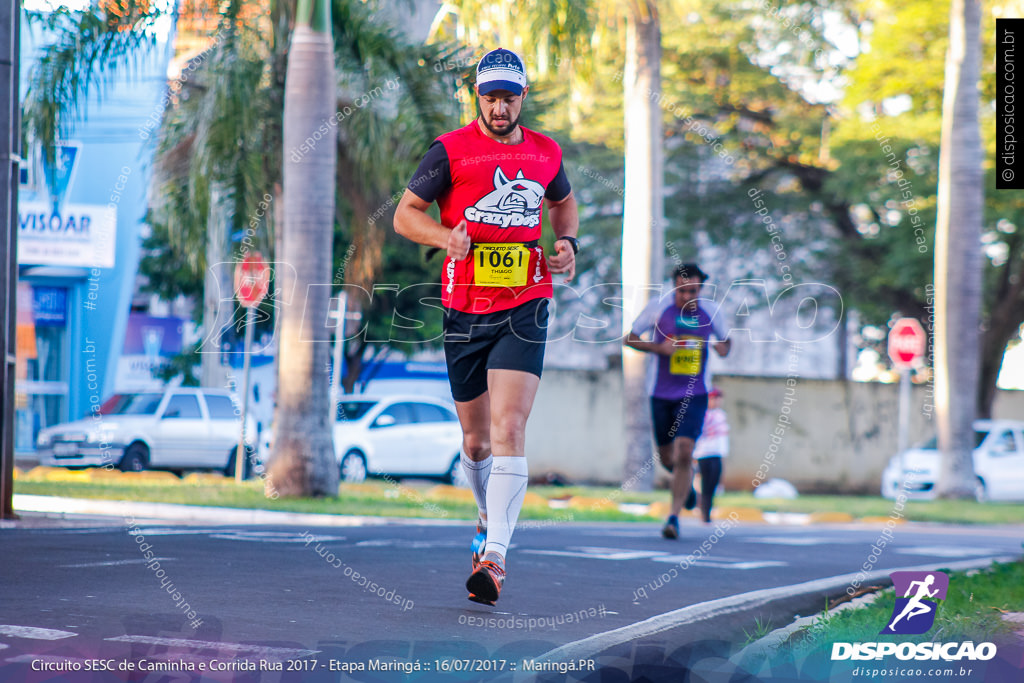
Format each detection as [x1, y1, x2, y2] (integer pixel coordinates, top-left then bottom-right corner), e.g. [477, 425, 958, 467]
[32, 286, 67, 326]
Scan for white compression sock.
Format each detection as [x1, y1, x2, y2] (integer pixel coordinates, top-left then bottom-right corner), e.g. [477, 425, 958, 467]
[483, 456, 529, 560]
[461, 452, 492, 521]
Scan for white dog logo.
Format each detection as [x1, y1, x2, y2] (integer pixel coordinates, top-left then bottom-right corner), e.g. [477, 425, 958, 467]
[464, 167, 544, 228]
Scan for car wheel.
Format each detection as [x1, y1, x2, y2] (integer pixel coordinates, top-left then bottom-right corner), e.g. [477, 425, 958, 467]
[340, 451, 367, 483]
[224, 447, 256, 479]
[446, 455, 468, 488]
[119, 443, 149, 472]
[975, 477, 989, 503]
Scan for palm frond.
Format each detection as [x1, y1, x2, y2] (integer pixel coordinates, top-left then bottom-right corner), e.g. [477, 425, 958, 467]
[22, 2, 167, 165]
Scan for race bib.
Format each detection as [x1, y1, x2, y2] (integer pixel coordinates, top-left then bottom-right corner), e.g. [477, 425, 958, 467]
[669, 336, 704, 376]
[473, 243, 530, 287]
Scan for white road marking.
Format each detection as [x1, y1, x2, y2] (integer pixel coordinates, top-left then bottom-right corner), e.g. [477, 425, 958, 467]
[105, 635, 318, 659]
[128, 528, 222, 536]
[209, 531, 346, 543]
[353, 539, 462, 549]
[0, 625, 77, 640]
[531, 555, 1019, 667]
[525, 548, 672, 561]
[897, 546, 1003, 558]
[745, 537, 844, 546]
[61, 558, 174, 568]
[650, 555, 787, 570]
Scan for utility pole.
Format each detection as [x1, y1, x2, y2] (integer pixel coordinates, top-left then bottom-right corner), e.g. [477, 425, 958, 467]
[0, 0, 21, 519]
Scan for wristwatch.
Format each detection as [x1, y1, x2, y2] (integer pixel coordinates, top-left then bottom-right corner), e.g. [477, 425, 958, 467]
[557, 236, 580, 255]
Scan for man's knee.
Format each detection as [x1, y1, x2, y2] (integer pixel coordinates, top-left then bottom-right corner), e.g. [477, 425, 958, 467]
[462, 433, 491, 460]
[490, 413, 528, 447]
[674, 440, 695, 469]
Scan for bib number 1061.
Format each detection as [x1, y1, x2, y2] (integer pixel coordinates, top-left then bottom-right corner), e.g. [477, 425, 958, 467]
[478, 249, 523, 269]
[473, 243, 530, 287]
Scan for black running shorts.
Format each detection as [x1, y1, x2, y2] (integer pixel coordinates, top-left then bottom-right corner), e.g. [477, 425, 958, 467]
[650, 393, 709, 446]
[442, 298, 549, 403]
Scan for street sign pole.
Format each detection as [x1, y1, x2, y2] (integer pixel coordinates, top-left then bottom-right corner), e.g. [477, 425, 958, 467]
[235, 305, 255, 483]
[330, 290, 347, 424]
[897, 365, 911, 487]
[232, 253, 269, 483]
[888, 317, 927, 491]
[0, 0, 20, 520]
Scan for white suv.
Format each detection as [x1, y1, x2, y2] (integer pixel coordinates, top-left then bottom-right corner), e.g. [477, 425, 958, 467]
[36, 387, 257, 476]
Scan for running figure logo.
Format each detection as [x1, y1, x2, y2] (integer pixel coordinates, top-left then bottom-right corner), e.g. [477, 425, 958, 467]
[880, 571, 949, 635]
[464, 167, 544, 228]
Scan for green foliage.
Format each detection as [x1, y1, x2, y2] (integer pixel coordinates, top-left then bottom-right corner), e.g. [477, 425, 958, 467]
[153, 343, 202, 386]
[22, 1, 164, 166]
[138, 218, 204, 313]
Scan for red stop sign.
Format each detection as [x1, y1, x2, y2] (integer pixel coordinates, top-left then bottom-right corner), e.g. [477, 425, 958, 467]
[888, 318, 926, 367]
[234, 253, 270, 308]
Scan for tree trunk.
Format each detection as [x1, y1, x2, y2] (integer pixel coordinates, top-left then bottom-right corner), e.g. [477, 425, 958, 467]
[267, 0, 337, 498]
[976, 260, 1024, 418]
[934, 0, 983, 499]
[620, 0, 664, 491]
[201, 181, 234, 388]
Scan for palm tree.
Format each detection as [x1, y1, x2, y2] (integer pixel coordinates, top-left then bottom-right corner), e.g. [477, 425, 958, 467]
[267, 0, 337, 497]
[933, 0, 983, 499]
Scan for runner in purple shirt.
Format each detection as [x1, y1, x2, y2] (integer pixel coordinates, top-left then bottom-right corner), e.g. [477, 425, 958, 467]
[625, 263, 731, 539]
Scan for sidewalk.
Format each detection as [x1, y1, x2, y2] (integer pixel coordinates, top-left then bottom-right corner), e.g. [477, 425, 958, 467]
[8, 493, 446, 529]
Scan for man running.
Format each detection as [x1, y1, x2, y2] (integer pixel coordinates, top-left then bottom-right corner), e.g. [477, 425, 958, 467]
[624, 264, 731, 539]
[394, 48, 579, 605]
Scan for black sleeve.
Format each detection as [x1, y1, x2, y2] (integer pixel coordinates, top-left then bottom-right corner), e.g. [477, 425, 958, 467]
[407, 140, 452, 203]
[545, 161, 572, 202]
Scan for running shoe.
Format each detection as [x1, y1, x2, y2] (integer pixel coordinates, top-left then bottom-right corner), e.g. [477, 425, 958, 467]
[683, 487, 697, 511]
[471, 519, 486, 570]
[466, 556, 506, 606]
[662, 514, 679, 539]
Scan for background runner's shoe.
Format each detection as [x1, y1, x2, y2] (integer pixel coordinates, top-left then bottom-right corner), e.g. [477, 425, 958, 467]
[466, 558, 505, 605]
[471, 520, 486, 570]
[662, 514, 679, 539]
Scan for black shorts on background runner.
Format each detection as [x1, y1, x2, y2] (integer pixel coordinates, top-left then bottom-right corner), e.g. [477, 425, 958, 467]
[443, 298, 549, 402]
[651, 393, 709, 446]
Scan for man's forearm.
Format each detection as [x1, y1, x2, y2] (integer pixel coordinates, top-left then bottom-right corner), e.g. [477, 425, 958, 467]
[394, 208, 450, 249]
[393, 190, 451, 249]
[547, 192, 579, 240]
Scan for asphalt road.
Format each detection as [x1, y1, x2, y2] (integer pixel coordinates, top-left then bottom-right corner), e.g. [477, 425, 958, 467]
[1, 515, 1022, 682]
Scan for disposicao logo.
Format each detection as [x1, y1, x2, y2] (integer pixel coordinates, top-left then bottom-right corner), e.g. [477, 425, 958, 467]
[881, 570, 948, 635]
[831, 571, 997, 663]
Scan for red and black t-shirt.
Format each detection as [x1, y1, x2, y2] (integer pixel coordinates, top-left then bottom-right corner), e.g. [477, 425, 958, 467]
[407, 121, 571, 314]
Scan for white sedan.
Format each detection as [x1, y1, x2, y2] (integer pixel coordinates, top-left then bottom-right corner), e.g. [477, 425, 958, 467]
[262, 395, 466, 485]
[36, 387, 257, 476]
[880, 420, 1024, 502]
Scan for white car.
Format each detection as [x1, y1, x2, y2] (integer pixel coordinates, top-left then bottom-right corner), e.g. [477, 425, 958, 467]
[881, 420, 1024, 502]
[36, 387, 258, 477]
[262, 395, 465, 485]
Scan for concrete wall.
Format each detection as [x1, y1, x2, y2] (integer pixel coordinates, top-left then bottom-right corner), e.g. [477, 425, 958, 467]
[527, 369, 1024, 493]
[526, 369, 625, 484]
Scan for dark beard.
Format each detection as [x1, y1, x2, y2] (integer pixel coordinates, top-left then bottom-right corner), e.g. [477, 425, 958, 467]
[481, 111, 521, 137]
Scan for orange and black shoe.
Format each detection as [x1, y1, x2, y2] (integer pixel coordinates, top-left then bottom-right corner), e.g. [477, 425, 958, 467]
[466, 555, 505, 606]
[471, 519, 486, 571]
